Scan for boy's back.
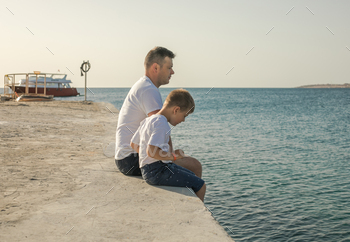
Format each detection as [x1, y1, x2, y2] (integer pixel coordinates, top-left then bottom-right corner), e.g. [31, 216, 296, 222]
[133, 114, 172, 168]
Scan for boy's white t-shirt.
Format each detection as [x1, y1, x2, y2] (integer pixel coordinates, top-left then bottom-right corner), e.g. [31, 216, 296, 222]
[115, 76, 163, 160]
[131, 114, 172, 168]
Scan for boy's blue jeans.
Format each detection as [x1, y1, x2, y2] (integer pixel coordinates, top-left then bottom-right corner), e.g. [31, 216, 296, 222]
[141, 161, 205, 193]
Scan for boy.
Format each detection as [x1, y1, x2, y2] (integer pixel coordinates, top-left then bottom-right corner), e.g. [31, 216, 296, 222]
[130, 89, 206, 201]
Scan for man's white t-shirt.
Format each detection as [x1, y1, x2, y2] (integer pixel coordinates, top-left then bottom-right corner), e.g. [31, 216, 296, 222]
[131, 114, 172, 168]
[115, 76, 163, 160]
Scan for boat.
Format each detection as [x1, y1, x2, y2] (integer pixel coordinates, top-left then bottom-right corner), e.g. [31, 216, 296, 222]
[12, 73, 79, 97]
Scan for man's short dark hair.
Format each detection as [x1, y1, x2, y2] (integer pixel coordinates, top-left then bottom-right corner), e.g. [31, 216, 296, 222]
[144, 46, 175, 69]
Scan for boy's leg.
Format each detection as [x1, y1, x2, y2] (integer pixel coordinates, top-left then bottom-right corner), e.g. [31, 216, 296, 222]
[195, 183, 206, 202]
[173, 164, 206, 201]
[173, 156, 202, 178]
[143, 162, 205, 201]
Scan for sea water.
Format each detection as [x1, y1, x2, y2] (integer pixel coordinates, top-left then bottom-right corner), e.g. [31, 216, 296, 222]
[26, 88, 350, 241]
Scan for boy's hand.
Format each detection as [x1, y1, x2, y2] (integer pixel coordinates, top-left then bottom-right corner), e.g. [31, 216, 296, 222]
[174, 149, 186, 160]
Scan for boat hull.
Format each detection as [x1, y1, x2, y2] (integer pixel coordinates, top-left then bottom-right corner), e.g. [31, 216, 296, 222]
[13, 86, 79, 97]
[16, 94, 54, 102]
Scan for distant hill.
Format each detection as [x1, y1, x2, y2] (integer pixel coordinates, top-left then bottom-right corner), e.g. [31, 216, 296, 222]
[296, 83, 350, 88]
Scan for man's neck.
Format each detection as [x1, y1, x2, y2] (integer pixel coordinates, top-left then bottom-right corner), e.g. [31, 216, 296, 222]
[145, 74, 160, 88]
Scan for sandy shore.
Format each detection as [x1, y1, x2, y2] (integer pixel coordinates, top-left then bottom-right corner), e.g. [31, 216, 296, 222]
[0, 101, 233, 241]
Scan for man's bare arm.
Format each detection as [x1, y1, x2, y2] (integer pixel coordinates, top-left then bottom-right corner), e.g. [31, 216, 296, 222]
[148, 109, 160, 117]
[130, 142, 140, 153]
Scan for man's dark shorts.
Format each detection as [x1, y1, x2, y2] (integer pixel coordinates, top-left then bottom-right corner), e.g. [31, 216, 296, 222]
[115, 153, 141, 176]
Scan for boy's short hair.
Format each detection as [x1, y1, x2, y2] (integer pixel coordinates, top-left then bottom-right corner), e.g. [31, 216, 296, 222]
[164, 89, 195, 114]
[144, 46, 176, 70]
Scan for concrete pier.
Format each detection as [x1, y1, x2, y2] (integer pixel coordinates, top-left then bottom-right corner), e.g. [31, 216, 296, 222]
[0, 101, 233, 241]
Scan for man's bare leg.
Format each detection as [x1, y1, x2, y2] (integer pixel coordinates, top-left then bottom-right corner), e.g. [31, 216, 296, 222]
[174, 156, 202, 178]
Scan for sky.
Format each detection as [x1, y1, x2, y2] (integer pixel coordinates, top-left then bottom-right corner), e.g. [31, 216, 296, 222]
[1, 0, 350, 88]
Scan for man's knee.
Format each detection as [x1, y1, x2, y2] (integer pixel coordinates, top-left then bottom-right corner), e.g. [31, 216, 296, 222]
[188, 157, 202, 170]
[185, 157, 202, 177]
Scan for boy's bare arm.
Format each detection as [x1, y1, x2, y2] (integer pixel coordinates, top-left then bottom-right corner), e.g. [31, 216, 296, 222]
[168, 136, 174, 152]
[130, 142, 140, 153]
[147, 145, 184, 161]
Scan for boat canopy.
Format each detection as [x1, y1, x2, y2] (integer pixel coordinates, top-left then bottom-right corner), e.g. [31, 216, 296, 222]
[19, 74, 73, 84]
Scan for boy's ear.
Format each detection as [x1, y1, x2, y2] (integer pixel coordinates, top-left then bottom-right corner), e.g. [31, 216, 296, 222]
[173, 106, 181, 114]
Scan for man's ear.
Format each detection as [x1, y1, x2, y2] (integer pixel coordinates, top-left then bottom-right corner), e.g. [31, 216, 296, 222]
[152, 63, 160, 73]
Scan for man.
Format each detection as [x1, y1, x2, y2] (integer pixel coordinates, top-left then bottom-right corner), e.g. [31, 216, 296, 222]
[115, 46, 202, 178]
